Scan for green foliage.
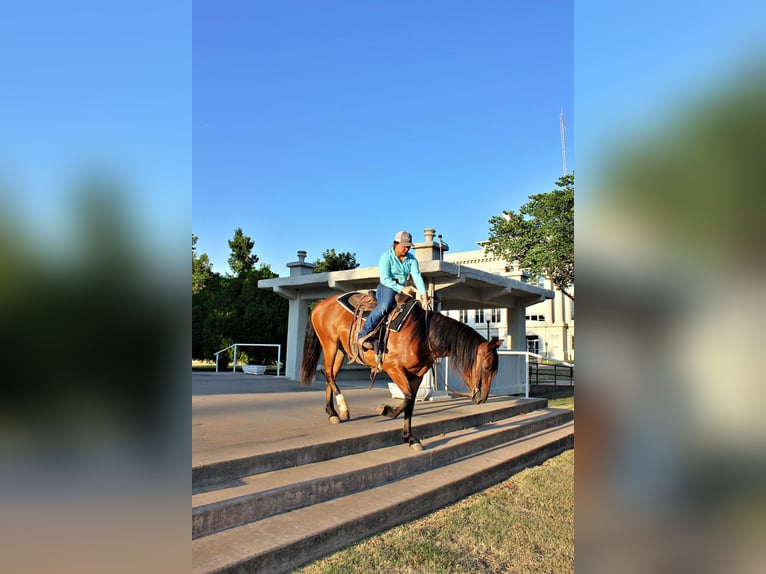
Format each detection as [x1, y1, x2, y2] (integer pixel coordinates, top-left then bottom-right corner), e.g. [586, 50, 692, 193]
[227, 227, 259, 276]
[486, 174, 574, 300]
[192, 234, 215, 293]
[192, 262, 288, 361]
[192, 230, 289, 363]
[313, 249, 360, 273]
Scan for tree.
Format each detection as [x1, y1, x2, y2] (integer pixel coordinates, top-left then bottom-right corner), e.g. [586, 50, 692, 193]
[486, 173, 574, 301]
[227, 227, 259, 276]
[313, 249, 360, 273]
[195, 265, 288, 362]
[192, 233, 215, 293]
[193, 229, 289, 362]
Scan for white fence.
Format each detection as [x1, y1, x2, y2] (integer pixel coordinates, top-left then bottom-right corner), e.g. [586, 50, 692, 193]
[214, 343, 282, 377]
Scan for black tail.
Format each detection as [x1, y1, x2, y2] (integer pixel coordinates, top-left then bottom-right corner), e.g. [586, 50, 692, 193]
[300, 318, 321, 386]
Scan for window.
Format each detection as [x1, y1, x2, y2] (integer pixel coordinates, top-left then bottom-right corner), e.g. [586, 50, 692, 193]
[526, 335, 539, 354]
[459, 309, 469, 323]
[475, 309, 485, 323]
[490, 308, 501, 322]
[525, 314, 546, 322]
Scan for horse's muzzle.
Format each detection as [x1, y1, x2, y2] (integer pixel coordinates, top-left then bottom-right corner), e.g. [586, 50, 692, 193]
[471, 386, 486, 405]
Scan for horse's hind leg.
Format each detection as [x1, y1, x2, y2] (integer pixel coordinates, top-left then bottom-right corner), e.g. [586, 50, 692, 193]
[324, 347, 350, 423]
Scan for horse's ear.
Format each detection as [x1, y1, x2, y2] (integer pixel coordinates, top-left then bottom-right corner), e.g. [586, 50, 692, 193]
[488, 336, 502, 349]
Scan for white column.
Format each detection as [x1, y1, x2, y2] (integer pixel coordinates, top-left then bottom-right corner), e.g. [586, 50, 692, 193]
[506, 304, 526, 388]
[286, 295, 310, 381]
[506, 304, 526, 351]
[284, 250, 316, 381]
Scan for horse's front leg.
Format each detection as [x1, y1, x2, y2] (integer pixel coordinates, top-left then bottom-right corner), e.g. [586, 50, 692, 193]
[400, 394, 422, 451]
[376, 372, 423, 451]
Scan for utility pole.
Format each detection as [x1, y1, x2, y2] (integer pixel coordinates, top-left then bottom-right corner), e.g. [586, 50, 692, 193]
[560, 108, 568, 175]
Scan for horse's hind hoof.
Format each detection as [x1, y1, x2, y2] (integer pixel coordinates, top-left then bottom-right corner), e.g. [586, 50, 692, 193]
[376, 404, 387, 416]
[329, 415, 341, 424]
[409, 442, 424, 452]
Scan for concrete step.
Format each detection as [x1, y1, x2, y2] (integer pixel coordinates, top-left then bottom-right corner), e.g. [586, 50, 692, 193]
[192, 397, 548, 488]
[192, 420, 574, 574]
[193, 408, 573, 539]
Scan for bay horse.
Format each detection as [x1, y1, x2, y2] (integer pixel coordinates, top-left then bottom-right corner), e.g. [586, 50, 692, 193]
[300, 293, 503, 450]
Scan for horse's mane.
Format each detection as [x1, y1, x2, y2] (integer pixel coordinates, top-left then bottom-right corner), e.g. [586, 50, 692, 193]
[426, 311, 486, 379]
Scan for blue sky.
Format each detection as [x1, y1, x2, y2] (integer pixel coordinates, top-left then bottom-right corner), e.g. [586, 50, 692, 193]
[193, 1, 574, 274]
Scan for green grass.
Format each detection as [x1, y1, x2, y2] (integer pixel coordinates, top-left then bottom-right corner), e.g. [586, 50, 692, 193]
[535, 387, 574, 410]
[291, 387, 575, 574]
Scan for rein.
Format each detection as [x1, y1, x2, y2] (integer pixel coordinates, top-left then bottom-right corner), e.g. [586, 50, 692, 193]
[423, 299, 434, 356]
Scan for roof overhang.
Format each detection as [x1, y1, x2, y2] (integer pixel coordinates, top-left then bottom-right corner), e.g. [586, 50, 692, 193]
[258, 260, 553, 309]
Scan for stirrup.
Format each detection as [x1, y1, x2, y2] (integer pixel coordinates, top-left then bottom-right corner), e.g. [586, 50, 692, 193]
[358, 332, 375, 350]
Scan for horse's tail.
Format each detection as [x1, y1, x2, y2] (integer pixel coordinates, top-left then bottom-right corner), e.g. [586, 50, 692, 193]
[300, 317, 321, 386]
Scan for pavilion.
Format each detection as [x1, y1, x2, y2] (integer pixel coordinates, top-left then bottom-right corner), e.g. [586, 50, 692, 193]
[258, 229, 555, 385]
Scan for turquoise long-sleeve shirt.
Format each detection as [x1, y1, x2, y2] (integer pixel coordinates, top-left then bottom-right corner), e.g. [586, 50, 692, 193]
[378, 248, 427, 296]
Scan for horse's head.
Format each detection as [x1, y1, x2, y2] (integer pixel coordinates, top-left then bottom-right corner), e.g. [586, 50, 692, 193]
[469, 337, 503, 404]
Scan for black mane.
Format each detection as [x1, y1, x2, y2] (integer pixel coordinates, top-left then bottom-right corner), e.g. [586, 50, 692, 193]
[427, 312, 486, 379]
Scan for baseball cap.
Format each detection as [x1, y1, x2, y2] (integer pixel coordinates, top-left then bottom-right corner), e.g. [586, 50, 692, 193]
[394, 230, 413, 246]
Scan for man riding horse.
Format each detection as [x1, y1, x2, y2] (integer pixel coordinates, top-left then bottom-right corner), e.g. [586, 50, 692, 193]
[358, 230, 431, 350]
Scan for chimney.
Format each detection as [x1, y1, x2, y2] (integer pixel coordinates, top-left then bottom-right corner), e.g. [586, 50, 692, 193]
[413, 228, 448, 264]
[287, 250, 316, 276]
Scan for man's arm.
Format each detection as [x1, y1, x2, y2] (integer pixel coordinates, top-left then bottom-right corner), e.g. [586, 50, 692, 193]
[407, 257, 428, 296]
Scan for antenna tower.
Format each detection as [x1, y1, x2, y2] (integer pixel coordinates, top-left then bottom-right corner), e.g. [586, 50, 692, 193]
[560, 109, 568, 175]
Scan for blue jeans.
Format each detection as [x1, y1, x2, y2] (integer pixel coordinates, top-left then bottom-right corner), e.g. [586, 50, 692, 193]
[359, 284, 397, 338]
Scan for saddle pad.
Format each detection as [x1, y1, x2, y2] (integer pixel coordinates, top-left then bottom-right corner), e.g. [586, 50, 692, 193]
[336, 291, 376, 314]
[387, 296, 418, 332]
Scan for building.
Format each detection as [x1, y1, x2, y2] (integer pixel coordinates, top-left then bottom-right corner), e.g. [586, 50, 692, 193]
[442, 242, 574, 362]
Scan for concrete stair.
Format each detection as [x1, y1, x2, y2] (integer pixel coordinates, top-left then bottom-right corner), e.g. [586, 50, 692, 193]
[192, 398, 574, 574]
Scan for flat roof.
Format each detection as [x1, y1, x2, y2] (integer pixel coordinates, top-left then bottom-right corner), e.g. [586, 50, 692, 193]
[258, 259, 553, 309]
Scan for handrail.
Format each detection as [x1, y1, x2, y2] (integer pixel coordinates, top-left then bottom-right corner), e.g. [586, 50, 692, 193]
[523, 353, 574, 388]
[213, 343, 282, 377]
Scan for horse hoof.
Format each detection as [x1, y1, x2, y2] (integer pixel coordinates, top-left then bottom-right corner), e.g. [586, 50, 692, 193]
[340, 411, 351, 420]
[376, 404, 387, 416]
[409, 442, 424, 452]
[329, 416, 341, 424]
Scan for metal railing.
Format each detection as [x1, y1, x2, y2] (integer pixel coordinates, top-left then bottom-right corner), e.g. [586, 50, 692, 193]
[528, 360, 574, 388]
[496, 351, 573, 398]
[214, 343, 282, 377]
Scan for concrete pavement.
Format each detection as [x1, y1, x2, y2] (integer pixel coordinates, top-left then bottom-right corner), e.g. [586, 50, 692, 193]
[192, 371, 542, 469]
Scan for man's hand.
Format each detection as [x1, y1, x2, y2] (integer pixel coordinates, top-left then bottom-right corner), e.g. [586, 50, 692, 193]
[420, 294, 431, 307]
[402, 286, 417, 297]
